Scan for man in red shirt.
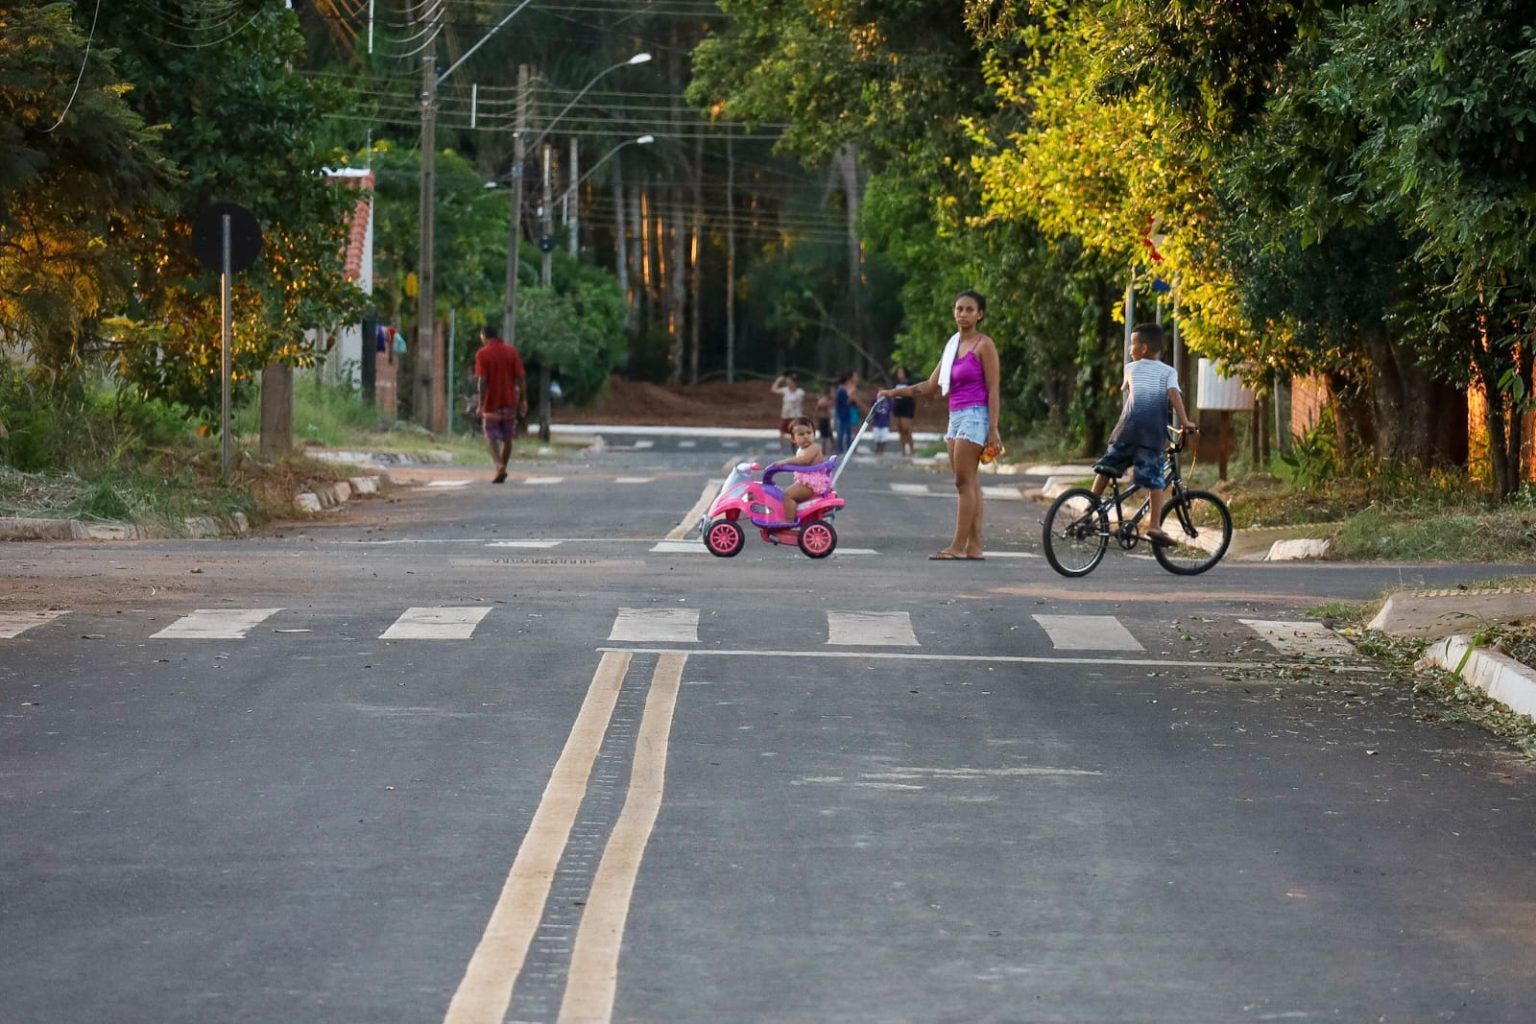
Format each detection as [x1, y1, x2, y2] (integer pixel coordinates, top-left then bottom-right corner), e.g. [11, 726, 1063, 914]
[474, 324, 527, 483]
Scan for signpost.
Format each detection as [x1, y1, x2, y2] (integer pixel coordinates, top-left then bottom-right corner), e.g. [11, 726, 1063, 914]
[191, 203, 262, 479]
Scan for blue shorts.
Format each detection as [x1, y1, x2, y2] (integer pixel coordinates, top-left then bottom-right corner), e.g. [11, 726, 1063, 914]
[945, 405, 989, 446]
[1095, 440, 1167, 490]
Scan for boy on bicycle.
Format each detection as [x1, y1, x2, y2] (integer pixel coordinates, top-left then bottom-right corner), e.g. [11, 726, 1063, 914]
[1090, 323, 1197, 545]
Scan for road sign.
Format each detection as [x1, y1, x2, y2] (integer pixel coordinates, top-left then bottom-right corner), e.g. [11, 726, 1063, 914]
[191, 203, 262, 274]
[538, 233, 555, 253]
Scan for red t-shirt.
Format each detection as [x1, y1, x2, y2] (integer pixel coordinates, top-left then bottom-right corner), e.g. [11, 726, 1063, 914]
[475, 338, 525, 412]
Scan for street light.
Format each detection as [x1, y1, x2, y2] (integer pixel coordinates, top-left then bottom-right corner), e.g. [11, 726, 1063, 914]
[503, 52, 652, 351]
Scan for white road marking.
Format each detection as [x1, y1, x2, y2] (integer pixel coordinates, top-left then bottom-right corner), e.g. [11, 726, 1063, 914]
[426, 480, 473, 489]
[1240, 619, 1356, 658]
[664, 483, 718, 541]
[613, 477, 653, 484]
[442, 652, 633, 1024]
[890, 482, 930, 495]
[380, 606, 492, 640]
[1033, 614, 1144, 651]
[486, 540, 561, 548]
[152, 608, 283, 640]
[981, 485, 1024, 500]
[977, 551, 1040, 559]
[597, 646, 1383, 672]
[650, 539, 878, 555]
[631, 440, 654, 450]
[608, 607, 699, 643]
[826, 611, 919, 647]
[0, 610, 69, 639]
[558, 655, 685, 1023]
[524, 476, 565, 485]
[677, 440, 696, 449]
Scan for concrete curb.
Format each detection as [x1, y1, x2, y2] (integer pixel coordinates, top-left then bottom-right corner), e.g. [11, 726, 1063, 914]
[294, 474, 382, 515]
[1416, 634, 1536, 719]
[0, 512, 251, 542]
[0, 472, 382, 542]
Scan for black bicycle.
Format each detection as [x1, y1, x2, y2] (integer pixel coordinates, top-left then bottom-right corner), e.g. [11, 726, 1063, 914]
[1041, 428, 1232, 577]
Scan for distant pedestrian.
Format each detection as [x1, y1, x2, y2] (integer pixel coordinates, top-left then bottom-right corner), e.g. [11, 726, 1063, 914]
[871, 395, 892, 455]
[877, 289, 1001, 559]
[815, 386, 835, 450]
[771, 374, 806, 454]
[474, 324, 527, 484]
[835, 371, 859, 455]
[891, 366, 917, 457]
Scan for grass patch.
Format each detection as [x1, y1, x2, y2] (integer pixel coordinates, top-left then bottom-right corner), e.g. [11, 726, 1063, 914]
[1332, 507, 1536, 561]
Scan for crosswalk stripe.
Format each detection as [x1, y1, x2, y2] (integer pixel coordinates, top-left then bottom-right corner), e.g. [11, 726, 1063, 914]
[1032, 614, 1144, 651]
[608, 608, 699, 643]
[677, 440, 697, 449]
[486, 540, 560, 548]
[981, 485, 1024, 500]
[890, 483, 930, 495]
[426, 480, 472, 488]
[826, 611, 918, 647]
[0, 610, 70, 639]
[524, 476, 564, 485]
[614, 477, 654, 484]
[632, 440, 655, 450]
[380, 606, 492, 640]
[152, 609, 283, 640]
[1240, 619, 1355, 658]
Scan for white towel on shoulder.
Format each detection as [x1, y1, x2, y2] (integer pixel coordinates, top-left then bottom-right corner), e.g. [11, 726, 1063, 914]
[937, 332, 961, 396]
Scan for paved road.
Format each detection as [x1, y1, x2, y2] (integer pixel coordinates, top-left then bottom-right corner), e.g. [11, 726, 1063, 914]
[3, 437, 1534, 1024]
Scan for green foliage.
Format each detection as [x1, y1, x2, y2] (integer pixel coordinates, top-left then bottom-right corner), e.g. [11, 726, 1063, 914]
[516, 260, 627, 405]
[0, 2, 176, 380]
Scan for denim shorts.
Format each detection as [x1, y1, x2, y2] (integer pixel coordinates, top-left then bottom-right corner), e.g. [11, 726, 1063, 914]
[1095, 440, 1167, 490]
[944, 404, 990, 446]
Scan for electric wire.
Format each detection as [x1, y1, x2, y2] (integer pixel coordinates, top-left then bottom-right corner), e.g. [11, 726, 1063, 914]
[42, 0, 103, 133]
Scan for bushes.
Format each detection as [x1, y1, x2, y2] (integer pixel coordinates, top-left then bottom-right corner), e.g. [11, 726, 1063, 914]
[0, 363, 193, 473]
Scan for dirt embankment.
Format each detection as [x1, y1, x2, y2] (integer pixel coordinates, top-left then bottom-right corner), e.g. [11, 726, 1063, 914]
[568, 377, 949, 430]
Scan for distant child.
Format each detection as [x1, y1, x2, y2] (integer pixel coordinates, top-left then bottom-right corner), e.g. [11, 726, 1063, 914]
[777, 415, 830, 525]
[834, 371, 859, 454]
[1090, 322, 1197, 544]
[771, 374, 806, 453]
[871, 394, 892, 455]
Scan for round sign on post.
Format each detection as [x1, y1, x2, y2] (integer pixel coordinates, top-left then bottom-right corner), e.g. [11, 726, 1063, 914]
[538, 233, 555, 254]
[192, 202, 262, 273]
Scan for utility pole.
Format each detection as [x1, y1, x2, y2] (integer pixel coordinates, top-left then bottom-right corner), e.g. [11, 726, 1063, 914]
[725, 132, 735, 383]
[539, 142, 553, 441]
[416, 53, 437, 428]
[568, 136, 580, 255]
[503, 64, 529, 348]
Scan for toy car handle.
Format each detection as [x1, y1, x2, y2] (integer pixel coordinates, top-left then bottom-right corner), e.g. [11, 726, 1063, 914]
[763, 462, 792, 486]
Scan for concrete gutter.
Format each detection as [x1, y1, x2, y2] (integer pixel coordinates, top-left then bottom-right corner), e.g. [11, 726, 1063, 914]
[1416, 634, 1536, 719]
[1369, 587, 1536, 638]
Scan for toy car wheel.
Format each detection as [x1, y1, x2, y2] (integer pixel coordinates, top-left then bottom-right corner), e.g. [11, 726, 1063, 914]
[705, 518, 745, 557]
[798, 520, 837, 559]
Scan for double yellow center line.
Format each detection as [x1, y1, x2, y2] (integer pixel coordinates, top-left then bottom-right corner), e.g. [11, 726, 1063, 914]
[443, 651, 685, 1024]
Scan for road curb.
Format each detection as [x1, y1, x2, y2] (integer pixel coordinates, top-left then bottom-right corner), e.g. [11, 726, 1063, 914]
[293, 474, 383, 515]
[0, 513, 251, 542]
[1416, 634, 1536, 719]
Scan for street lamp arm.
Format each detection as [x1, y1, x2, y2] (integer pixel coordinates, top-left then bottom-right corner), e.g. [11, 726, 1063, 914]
[568, 135, 655, 195]
[436, 0, 536, 86]
[523, 53, 651, 153]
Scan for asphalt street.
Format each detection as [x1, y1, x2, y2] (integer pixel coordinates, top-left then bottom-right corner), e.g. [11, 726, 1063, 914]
[3, 434, 1534, 1024]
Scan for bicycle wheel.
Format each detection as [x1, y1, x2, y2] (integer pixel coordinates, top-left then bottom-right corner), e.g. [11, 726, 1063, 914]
[1153, 490, 1232, 575]
[1042, 487, 1110, 577]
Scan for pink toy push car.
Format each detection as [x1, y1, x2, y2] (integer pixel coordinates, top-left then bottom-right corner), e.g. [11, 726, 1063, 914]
[699, 399, 885, 559]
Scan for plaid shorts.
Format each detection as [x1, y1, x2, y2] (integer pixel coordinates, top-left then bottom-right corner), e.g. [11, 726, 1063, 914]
[1095, 440, 1167, 490]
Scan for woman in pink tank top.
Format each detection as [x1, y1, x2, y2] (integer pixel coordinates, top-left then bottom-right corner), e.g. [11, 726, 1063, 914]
[876, 289, 1002, 559]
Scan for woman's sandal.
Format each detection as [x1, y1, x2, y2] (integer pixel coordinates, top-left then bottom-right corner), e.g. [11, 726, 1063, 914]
[929, 550, 964, 560]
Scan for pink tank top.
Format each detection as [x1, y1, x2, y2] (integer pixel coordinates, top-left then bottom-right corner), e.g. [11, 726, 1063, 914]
[948, 349, 988, 410]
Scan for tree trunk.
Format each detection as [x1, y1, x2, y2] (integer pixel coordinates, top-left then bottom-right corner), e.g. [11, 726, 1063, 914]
[260, 362, 293, 457]
[612, 151, 631, 332]
[688, 134, 703, 384]
[837, 142, 864, 373]
[668, 184, 686, 383]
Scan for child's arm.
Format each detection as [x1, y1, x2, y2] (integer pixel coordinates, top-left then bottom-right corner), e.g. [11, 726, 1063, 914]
[1169, 388, 1196, 431]
[785, 443, 823, 466]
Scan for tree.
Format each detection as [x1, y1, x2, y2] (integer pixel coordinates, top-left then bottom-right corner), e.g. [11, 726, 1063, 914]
[0, 2, 174, 384]
[94, 2, 363, 421]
